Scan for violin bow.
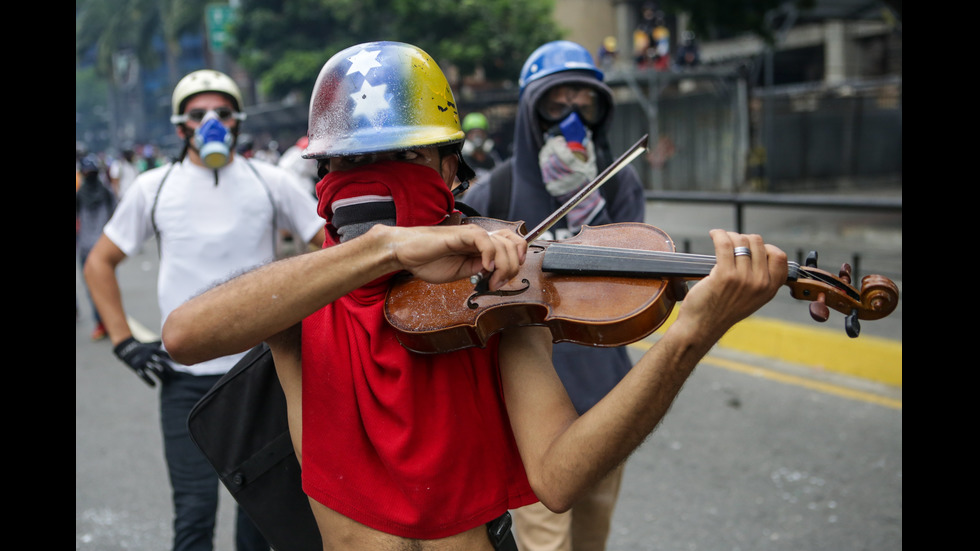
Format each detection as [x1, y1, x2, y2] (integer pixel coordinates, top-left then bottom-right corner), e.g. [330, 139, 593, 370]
[524, 134, 650, 243]
[471, 134, 649, 287]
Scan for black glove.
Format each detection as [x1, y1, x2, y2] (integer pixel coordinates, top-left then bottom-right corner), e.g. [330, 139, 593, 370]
[113, 337, 172, 387]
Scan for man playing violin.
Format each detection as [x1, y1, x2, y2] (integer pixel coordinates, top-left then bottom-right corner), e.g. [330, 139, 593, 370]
[162, 42, 788, 551]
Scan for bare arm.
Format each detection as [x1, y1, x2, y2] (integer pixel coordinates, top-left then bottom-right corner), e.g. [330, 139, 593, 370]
[163, 222, 528, 365]
[82, 234, 132, 346]
[503, 230, 788, 512]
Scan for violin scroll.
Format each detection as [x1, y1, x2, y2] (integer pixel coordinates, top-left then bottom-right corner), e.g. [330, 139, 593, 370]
[787, 251, 899, 338]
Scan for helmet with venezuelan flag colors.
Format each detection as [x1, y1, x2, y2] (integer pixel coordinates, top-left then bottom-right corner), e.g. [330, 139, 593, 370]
[304, 42, 465, 159]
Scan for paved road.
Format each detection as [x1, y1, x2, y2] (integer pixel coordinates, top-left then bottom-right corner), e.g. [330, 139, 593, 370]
[76, 199, 901, 550]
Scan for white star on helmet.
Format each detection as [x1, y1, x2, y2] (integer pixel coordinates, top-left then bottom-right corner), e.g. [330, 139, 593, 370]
[350, 80, 389, 120]
[347, 49, 382, 76]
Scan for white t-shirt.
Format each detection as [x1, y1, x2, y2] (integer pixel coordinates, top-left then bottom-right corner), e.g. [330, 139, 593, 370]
[103, 156, 324, 375]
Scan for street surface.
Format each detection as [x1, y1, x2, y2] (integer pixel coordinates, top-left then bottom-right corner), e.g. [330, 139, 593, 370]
[77, 200, 901, 550]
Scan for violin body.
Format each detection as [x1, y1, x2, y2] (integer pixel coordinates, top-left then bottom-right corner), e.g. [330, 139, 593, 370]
[384, 218, 685, 354]
[385, 218, 900, 353]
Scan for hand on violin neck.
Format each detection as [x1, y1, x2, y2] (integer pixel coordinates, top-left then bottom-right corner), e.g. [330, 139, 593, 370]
[674, 230, 788, 341]
[379, 224, 527, 290]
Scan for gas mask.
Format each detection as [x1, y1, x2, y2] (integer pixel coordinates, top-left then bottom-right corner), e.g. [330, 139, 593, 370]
[538, 112, 602, 232]
[539, 111, 597, 195]
[193, 111, 234, 169]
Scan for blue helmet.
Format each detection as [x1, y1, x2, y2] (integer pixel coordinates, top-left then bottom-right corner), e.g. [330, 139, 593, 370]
[519, 40, 604, 94]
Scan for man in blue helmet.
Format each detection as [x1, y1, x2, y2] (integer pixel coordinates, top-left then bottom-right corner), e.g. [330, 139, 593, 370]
[162, 42, 789, 551]
[461, 40, 646, 551]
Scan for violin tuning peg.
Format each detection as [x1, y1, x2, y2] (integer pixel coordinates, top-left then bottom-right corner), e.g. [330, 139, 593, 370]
[838, 263, 852, 285]
[845, 308, 861, 338]
[805, 250, 819, 268]
[808, 292, 830, 323]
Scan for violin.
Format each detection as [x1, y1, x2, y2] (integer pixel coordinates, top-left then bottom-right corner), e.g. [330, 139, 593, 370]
[383, 134, 900, 354]
[384, 218, 900, 354]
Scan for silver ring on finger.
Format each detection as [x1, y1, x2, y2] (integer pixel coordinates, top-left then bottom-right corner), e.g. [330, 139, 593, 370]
[733, 246, 751, 258]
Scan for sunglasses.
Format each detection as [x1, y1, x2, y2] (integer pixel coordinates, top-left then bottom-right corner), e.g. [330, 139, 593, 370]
[536, 87, 607, 126]
[170, 107, 247, 124]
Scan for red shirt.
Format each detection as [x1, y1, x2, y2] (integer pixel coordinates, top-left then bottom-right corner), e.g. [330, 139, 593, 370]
[301, 278, 536, 539]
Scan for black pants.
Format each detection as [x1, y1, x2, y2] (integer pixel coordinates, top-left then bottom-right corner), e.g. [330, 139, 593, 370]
[161, 370, 269, 551]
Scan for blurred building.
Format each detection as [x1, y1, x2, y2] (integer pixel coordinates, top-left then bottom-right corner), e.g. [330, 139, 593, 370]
[546, 0, 902, 192]
[78, 0, 901, 192]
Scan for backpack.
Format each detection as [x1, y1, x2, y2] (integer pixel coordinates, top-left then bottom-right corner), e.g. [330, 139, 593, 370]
[187, 344, 321, 550]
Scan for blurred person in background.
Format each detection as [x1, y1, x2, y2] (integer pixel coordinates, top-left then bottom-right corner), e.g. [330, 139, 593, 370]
[278, 135, 319, 198]
[76, 154, 117, 341]
[460, 111, 502, 186]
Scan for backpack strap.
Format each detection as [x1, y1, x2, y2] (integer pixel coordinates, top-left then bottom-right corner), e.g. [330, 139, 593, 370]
[150, 162, 178, 256]
[242, 158, 278, 243]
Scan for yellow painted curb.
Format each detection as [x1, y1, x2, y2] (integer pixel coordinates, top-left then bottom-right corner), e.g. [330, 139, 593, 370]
[647, 309, 902, 388]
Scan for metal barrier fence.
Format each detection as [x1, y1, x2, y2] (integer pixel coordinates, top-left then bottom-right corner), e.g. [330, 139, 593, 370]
[605, 69, 902, 194]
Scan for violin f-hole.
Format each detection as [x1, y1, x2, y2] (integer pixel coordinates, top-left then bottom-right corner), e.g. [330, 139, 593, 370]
[467, 279, 532, 310]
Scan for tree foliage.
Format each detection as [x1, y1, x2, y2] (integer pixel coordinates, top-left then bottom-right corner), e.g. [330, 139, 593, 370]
[229, 0, 563, 101]
[76, 0, 206, 87]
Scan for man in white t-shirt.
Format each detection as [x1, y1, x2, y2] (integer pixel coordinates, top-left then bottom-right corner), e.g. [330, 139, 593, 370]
[84, 69, 325, 551]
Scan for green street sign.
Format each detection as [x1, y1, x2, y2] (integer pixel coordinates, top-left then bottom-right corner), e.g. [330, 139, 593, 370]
[206, 4, 236, 52]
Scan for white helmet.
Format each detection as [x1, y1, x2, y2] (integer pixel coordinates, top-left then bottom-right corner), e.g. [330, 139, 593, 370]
[170, 70, 245, 123]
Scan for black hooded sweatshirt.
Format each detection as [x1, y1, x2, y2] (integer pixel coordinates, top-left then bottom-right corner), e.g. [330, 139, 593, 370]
[461, 69, 646, 414]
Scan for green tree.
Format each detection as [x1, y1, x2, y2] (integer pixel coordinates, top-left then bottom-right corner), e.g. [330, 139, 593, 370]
[77, 0, 213, 148]
[229, 0, 563, 101]
[76, 0, 206, 88]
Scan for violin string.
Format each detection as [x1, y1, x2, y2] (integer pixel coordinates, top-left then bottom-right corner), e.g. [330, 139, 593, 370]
[555, 245, 831, 276]
[549, 246, 856, 293]
[549, 243, 717, 268]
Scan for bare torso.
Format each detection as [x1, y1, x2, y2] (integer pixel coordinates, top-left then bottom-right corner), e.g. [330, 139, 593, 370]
[310, 499, 495, 551]
[269, 337, 499, 551]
